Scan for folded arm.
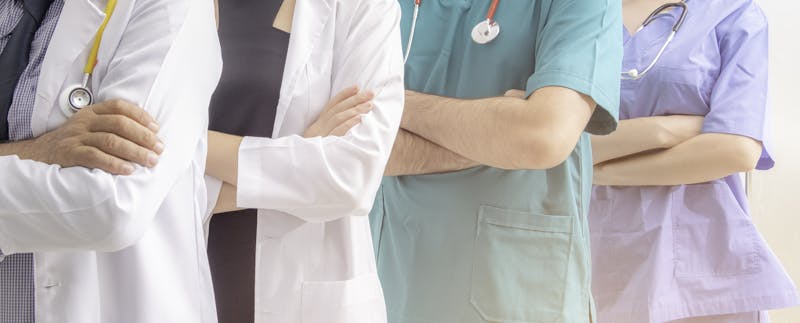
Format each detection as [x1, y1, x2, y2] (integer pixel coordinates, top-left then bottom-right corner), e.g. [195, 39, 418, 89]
[594, 133, 761, 186]
[401, 87, 595, 170]
[210, 0, 404, 222]
[384, 129, 477, 176]
[0, 0, 221, 254]
[591, 115, 704, 165]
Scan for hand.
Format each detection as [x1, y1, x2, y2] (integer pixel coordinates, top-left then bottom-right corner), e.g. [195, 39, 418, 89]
[304, 86, 374, 138]
[19, 99, 163, 175]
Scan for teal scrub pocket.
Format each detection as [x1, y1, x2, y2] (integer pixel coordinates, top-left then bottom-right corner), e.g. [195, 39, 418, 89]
[470, 205, 574, 322]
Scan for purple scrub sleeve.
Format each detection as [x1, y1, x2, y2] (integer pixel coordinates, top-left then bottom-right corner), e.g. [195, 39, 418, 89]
[703, 3, 773, 169]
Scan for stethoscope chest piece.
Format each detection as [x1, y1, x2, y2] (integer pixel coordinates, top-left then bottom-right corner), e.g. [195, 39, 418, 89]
[60, 84, 94, 117]
[471, 19, 500, 44]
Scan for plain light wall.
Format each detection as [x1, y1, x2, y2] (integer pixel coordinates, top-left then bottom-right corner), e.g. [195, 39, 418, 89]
[749, 0, 800, 322]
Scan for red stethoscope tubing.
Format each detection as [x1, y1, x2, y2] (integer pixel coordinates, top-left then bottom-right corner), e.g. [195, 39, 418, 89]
[404, 0, 500, 63]
[486, 0, 499, 23]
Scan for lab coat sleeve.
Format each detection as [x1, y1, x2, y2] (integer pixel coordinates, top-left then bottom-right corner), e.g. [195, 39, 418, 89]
[0, 0, 221, 254]
[703, 3, 773, 169]
[236, 0, 404, 222]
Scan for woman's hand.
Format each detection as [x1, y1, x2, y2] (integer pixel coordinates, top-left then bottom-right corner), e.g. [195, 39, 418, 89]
[303, 86, 374, 138]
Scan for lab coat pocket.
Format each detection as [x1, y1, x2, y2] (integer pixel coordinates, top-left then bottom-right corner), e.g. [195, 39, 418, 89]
[300, 273, 387, 323]
[672, 182, 761, 278]
[470, 205, 574, 323]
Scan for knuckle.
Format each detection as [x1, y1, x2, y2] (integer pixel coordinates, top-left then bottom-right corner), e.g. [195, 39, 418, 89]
[110, 99, 126, 109]
[102, 134, 118, 150]
[142, 132, 156, 145]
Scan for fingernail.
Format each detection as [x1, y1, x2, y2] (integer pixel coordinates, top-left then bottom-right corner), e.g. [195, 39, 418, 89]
[154, 141, 165, 154]
[122, 163, 135, 174]
[148, 122, 160, 132]
[147, 152, 160, 167]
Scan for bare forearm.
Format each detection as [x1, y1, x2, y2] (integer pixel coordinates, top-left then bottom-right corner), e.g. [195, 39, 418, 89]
[213, 182, 243, 214]
[592, 115, 703, 165]
[594, 133, 761, 186]
[0, 141, 31, 158]
[385, 130, 478, 176]
[591, 115, 703, 165]
[206, 130, 242, 185]
[402, 88, 594, 170]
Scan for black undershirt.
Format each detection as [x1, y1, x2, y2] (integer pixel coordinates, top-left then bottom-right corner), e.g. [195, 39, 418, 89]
[207, 1, 289, 322]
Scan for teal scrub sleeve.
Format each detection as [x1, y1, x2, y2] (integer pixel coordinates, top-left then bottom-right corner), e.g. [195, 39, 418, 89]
[525, 0, 623, 135]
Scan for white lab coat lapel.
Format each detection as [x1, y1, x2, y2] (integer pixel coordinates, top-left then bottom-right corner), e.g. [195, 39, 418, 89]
[31, 0, 105, 136]
[271, 0, 333, 137]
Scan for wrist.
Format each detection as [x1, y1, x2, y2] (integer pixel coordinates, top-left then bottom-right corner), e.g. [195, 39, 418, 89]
[0, 139, 34, 160]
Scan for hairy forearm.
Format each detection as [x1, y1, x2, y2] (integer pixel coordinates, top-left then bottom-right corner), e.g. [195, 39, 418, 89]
[402, 88, 593, 170]
[0, 141, 30, 158]
[591, 115, 704, 165]
[594, 133, 761, 186]
[385, 130, 478, 176]
[206, 131, 242, 185]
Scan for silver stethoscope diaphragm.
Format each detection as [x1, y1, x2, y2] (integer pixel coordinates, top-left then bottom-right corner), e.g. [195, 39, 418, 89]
[59, 0, 117, 117]
[60, 74, 94, 117]
[403, 0, 502, 63]
[68, 87, 93, 110]
[69, 75, 94, 111]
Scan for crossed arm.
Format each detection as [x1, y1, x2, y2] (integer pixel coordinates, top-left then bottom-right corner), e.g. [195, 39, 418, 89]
[591, 115, 762, 186]
[385, 87, 596, 176]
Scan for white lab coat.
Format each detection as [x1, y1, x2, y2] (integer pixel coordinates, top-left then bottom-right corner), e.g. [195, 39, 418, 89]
[205, 0, 404, 322]
[0, 1, 221, 322]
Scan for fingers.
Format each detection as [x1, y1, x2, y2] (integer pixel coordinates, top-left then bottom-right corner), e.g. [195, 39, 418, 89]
[70, 146, 137, 175]
[328, 90, 374, 115]
[325, 86, 360, 111]
[330, 115, 363, 137]
[504, 89, 527, 98]
[91, 99, 160, 132]
[89, 115, 163, 154]
[333, 101, 373, 124]
[81, 132, 159, 169]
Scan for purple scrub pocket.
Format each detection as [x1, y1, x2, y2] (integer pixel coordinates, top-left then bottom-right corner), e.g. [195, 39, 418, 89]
[671, 182, 761, 278]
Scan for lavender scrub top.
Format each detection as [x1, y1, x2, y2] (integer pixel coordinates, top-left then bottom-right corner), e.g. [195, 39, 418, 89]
[589, 0, 798, 322]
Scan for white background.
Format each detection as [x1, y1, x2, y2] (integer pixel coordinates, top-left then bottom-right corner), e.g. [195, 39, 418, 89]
[750, 0, 800, 321]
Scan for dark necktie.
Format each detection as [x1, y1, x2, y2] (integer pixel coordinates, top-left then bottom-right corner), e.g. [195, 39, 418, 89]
[0, 0, 55, 141]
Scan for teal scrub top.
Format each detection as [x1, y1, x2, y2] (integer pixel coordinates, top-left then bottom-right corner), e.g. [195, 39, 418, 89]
[369, 0, 622, 322]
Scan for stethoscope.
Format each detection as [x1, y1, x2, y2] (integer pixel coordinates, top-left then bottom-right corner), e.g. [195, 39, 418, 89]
[622, 0, 688, 80]
[404, 0, 501, 63]
[59, 0, 117, 117]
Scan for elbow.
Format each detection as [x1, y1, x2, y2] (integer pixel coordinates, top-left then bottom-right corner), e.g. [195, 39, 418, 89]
[502, 133, 578, 170]
[728, 137, 763, 172]
[337, 182, 380, 218]
[88, 203, 151, 252]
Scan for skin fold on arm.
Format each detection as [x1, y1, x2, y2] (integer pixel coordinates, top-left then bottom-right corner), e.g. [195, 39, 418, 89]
[388, 86, 596, 175]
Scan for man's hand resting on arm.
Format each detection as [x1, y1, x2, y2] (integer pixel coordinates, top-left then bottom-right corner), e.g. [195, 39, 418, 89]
[0, 99, 162, 175]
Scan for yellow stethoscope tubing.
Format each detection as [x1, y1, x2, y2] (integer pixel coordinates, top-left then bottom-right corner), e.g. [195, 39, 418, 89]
[83, 0, 118, 76]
